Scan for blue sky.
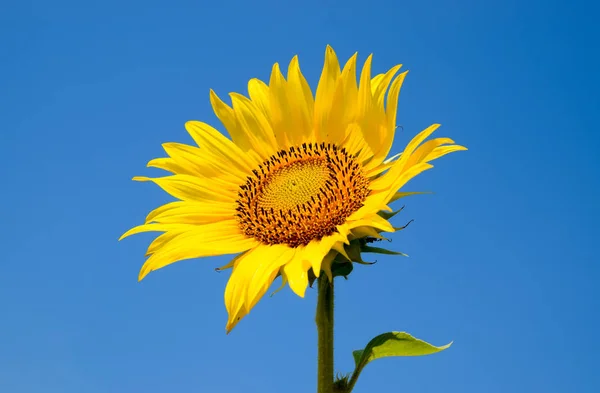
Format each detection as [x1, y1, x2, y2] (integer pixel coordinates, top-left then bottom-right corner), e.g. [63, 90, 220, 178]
[2, 0, 599, 392]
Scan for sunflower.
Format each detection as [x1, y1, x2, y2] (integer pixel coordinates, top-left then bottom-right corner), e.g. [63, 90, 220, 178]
[120, 45, 466, 332]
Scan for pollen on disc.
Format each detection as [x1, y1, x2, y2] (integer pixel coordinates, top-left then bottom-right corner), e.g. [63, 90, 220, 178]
[235, 143, 370, 248]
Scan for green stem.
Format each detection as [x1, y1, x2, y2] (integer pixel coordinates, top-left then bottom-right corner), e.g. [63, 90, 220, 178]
[316, 275, 334, 393]
[345, 366, 360, 392]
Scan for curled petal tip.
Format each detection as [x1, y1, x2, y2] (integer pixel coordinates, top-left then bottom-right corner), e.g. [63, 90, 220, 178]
[225, 317, 240, 334]
[138, 266, 150, 282]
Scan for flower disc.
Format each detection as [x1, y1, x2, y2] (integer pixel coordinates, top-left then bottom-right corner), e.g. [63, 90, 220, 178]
[236, 142, 370, 247]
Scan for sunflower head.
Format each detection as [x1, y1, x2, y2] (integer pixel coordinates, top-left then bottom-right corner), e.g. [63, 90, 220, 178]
[236, 142, 371, 247]
[120, 45, 466, 332]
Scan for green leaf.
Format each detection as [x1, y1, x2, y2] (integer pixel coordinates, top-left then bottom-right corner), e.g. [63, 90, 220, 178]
[390, 191, 431, 203]
[353, 332, 451, 367]
[330, 260, 354, 278]
[346, 332, 452, 391]
[377, 205, 405, 220]
[345, 242, 376, 265]
[360, 246, 408, 257]
[392, 219, 414, 231]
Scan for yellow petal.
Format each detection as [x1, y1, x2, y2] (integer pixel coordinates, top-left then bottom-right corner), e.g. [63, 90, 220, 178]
[356, 54, 374, 122]
[370, 74, 385, 94]
[301, 233, 344, 277]
[424, 144, 468, 162]
[370, 71, 408, 164]
[287, 55, 314, 141]
[341, 123, 374, 164]
[224, 245, 294, 331]
[161, 143, 219, 177]
[145, 230, 185, 256]
[283, 255, 311, 298]
[247, 78, 271, 120]
[224, 247, 261, 318]
[383, 151, 402, 164]
[349, 214, 395, 233]
[405, 137, 455, 167]
[382, 162, 435, 203]
[144, 201, 235, 224]
[185, 121, 258, 172]
[346, 190, 390, 221]
[314, 45, 341, 141]
[268, 62, 293, 148]
[245, 245, 296, 310]
[132, 175, 235, 202]
[372, 64, 402, 108]
[229, 92, 278, 158]
[145, 201, 191, 223]
[365, 154, 399, 177]
[225, 305, 248, 333]
[138, 221, 256, 281]
[357, 56, 400, 167]
[320, 250, 338, 282]
[119, 223, 193, 241]
[324, 76, 349, 142]
[209, 89, 260, 156]
[385, 71, 409, 137]
[155, 144, 243, 186]
[350, 225, 387, 240]
[269, 271, 289, 297]
[370, 124, 440, 191]
[146, 157, 191, 176]
[215, 251, 247, 272]
[153, 143, 247, 183]
[340, 52, 358, 118]
[332, 242, 351, 261]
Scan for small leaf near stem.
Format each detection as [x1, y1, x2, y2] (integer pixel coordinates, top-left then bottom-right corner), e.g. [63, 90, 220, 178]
[345, 332, 452, 392]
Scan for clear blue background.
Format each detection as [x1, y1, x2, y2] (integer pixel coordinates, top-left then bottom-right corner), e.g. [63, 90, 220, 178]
[2, 0, 599, 392]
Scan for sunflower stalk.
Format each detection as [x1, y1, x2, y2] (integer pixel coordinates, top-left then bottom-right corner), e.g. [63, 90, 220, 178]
[316, 275, 335, 393]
